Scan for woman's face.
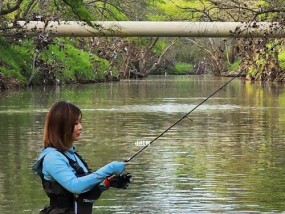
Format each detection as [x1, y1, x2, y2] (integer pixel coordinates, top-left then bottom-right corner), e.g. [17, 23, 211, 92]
[72, 119, 82, 141]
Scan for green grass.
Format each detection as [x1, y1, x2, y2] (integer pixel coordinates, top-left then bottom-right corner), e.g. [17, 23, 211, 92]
[0, 38, 33, 83]
[0, 37, 112, 85]
[229, 60, 241, 71]
[41, 40, 110, 82]
[169, 62, 194, 75]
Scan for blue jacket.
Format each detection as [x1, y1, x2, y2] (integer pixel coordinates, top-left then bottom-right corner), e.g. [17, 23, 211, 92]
[33, 147, 125, 194]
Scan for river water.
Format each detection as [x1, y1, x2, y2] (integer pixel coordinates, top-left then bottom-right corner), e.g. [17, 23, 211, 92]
[1, 75, 285, 213]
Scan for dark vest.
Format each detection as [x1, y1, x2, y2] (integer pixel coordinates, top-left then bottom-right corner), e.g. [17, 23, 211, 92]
[39, 151, 102, 214]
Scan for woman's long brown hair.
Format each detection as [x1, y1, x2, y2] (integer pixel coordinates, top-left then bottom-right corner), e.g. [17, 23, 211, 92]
[43, 101, 82, 151]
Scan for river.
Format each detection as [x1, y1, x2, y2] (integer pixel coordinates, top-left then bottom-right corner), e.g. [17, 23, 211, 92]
[1, 75, 285, 213]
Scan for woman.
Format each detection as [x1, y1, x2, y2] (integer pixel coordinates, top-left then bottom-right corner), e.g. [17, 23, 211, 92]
[33, 101, 131, 214]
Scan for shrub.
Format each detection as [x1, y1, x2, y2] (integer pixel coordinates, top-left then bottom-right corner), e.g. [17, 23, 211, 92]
[40, 39, 110, 83]
[278, 50, 285, 70]
[0, 38, 33, 83]
[229, 60, 241, 71]
[168, 62, 193, 75]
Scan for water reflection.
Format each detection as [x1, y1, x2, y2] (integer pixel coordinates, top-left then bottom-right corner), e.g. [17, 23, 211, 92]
[1, 76, 285, 213]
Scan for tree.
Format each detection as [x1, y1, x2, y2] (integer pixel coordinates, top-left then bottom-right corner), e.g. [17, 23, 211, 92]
[0, 0, 176, 85]
[151, 0, 285, 80]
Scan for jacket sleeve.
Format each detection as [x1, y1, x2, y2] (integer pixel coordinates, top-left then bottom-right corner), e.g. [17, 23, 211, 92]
[42, 151, 125, 194]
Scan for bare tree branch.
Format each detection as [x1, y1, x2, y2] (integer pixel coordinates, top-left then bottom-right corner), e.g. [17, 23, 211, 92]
[0, 0, 3, 14]
[148, 38, 178, 74]
[0, 0, 24, 16]
[22, 0, 38, 17]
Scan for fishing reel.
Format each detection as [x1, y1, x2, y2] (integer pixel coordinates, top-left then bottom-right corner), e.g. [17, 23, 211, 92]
[108, 172, 132, 189]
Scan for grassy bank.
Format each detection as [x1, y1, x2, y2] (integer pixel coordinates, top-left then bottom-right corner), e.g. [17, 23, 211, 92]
[0, 38, 113, 88]
[168, 62, 194, 75]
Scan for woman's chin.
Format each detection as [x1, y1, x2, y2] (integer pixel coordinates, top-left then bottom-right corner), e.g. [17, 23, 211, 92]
[72, 137, 80, 141]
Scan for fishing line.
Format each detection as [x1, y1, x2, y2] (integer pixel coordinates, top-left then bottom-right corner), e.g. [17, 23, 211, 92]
[125, 70, 244, 162]
[125, 40, 282, 163]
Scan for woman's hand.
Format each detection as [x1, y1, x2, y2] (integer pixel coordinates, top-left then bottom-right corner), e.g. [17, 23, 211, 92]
[103, 173, 132, 189]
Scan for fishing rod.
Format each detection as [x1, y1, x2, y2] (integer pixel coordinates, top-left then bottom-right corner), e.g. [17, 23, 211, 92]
[124, 40, 283, 163]
[125, 69, 244, 162]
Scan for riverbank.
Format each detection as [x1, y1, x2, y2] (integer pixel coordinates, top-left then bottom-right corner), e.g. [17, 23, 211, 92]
[0, 75, 23, 90]
[0, 73, 120, 91]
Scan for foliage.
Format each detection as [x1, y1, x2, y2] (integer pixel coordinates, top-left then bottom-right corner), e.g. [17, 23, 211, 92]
[0, 38, 33, 83]
[39, 38, 111, 83]
[54, 0, 94, 24]
[278, 50, 285, 70]
[229, 60, 241, 71]
[169, 62, 194, 75]
[86, 1, 128, 20]
[2, 0, 285, 86]
[148, 0, 206, 21]
[235, 38, 285, 81]
[152, 38, 167, 55]
[0, 36, 111, 85]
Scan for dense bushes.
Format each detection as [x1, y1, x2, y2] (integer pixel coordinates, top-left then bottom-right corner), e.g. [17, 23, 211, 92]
[168, 62, 194, 75]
